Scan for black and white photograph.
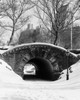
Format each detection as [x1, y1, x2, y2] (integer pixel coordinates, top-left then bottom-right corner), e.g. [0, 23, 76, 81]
[0, 0, 80, 100]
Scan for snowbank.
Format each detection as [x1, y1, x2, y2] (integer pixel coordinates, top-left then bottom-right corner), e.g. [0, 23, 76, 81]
[0, 59, 80, 100]
[0, 59, 22, 83]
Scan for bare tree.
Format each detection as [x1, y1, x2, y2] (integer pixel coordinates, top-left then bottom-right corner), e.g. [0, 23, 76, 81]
[31, 0, 80, 45]
[0, 0, 34, 45]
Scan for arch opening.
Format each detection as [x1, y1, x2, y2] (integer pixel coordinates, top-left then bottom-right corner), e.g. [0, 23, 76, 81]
[22, 57, 61, 81]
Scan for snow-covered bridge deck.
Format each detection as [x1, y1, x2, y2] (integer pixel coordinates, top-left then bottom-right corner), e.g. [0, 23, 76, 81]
[1, 43, 78, 80]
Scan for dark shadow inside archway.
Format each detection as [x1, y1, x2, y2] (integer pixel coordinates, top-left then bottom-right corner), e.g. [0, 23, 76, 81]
[22, 57, 60, 81]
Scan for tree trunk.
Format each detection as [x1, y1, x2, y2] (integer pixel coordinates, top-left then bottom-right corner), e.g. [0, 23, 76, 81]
[8, 28, 14, 45]
[54, 32, 58, 45]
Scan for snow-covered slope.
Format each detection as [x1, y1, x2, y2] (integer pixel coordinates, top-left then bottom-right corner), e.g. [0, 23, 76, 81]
[0, 59, 22, 83]
[0, 59, 80, 100]
[52, 60, 80, 89]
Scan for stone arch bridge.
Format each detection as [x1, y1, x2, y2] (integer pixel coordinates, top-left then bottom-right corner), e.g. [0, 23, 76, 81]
[1, 43, 78, 80]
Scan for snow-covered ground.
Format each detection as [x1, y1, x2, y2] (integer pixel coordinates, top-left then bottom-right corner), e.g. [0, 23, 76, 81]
[0, 59, 80, 100]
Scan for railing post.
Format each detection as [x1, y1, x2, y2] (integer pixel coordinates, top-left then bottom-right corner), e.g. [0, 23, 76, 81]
[66, 68, 69, 80]
[66, 50, 69, 80]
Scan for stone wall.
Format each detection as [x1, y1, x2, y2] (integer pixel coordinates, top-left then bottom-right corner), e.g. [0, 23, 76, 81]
[2, 43, 78, 77]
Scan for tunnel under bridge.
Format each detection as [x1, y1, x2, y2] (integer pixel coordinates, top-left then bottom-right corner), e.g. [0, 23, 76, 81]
[1, 43, 78, 80]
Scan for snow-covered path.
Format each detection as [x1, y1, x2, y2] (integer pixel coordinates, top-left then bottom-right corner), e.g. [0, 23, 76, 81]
[0, 59, 80, 100]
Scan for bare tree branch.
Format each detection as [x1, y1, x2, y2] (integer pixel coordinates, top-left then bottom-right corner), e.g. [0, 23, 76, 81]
[0, 0, 34, 45]
[32, 0, 80, 45]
